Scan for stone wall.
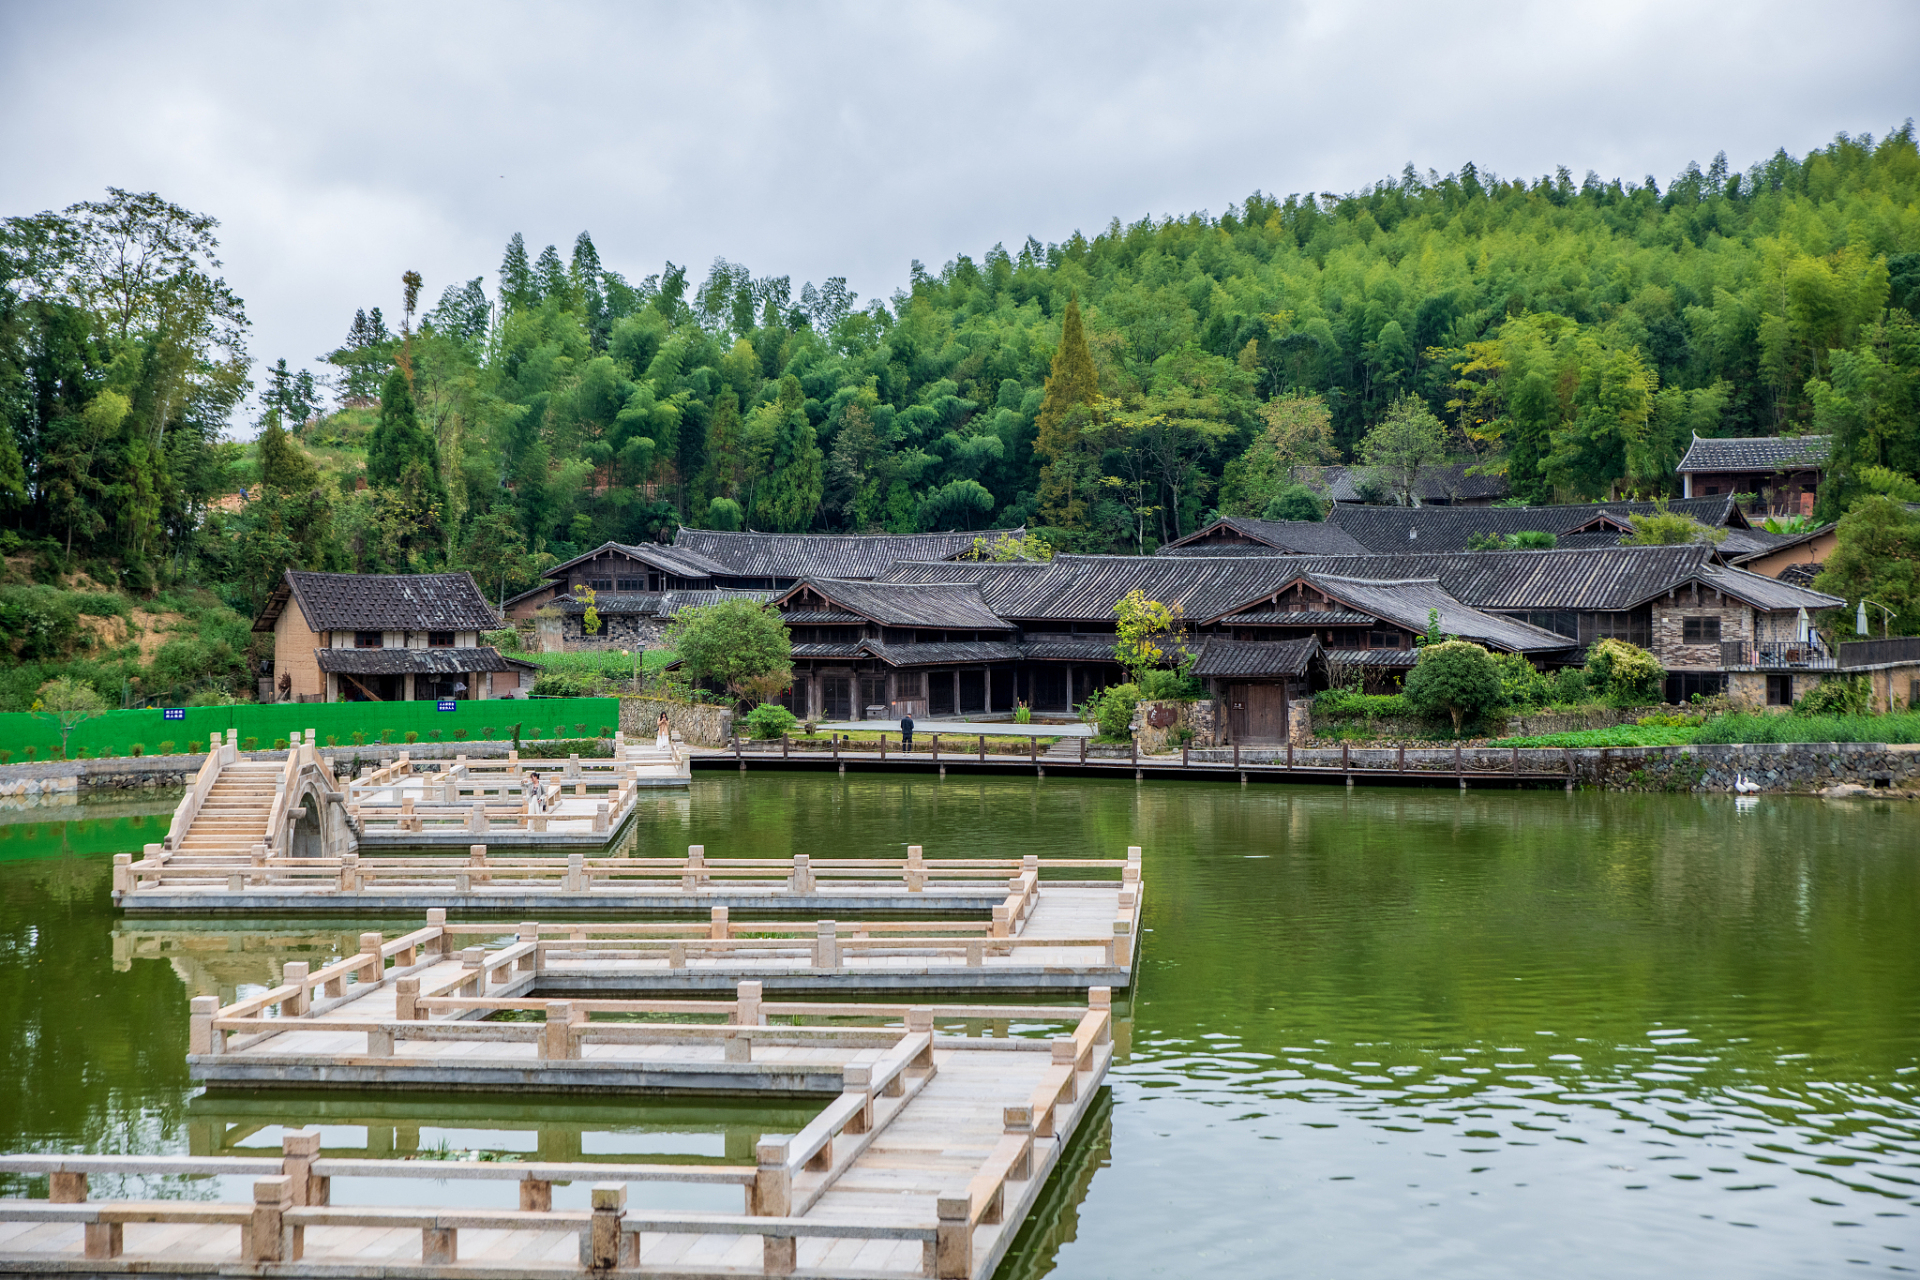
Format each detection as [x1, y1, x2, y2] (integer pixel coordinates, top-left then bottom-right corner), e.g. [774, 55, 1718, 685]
[560, 614, 672, 650]
[1650, 596, 1752, 670]
[0, 755, 204, 798]
[1135, 699, 1220, 754]
[1306, 704, 1660, 742]
[618, 697, 734, 748]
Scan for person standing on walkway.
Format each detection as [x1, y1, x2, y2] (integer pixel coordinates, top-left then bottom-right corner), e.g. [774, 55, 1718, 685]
[900, 712, 914, 752]
[655, 711, 671, 751]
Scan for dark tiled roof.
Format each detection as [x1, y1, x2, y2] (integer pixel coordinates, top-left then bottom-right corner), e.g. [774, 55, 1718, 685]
[891, 545, 1840, 620]
[1191, 638, 1319, 678]
[1159, 517, 1370, 556]
[548, 588, 776, 617]
[790, 642, 867, 659]
[1728, 524, 1836, 565]
[545, 540, 733, 580]
[1294, 575, 1575, 653]
[1323, 647, 1421, 668]
[777, 579, 1011, 630]
[1017, 635, 1121, 661]
[314, 647, 522, 674]
[1221, 610, 1376, 625]
[1776, 563, 1824, 588]
[264, 571, 500, 633]
[1677, 434, 1829, 473]
[674, 527, 1023, 580]
[1295, 462, 1509, 503]
[1326, 498, 1738, 554]
[863, 640, 1023, 666]
[781, 609, 867, 623]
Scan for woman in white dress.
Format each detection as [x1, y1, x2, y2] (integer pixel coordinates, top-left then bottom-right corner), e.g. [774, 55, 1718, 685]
[655, 712, 672, 751]
[525, 771, 544, 814]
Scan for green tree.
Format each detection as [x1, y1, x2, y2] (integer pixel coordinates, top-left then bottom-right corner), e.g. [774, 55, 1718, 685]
[1814, 495, 1920, 636]
[1263, 484, 1324, 521]
[1623, 506, 1728, 545]
[367, 368, 444, 503]
[256, 412, 319, 493]
[662, 598, 794, 704]
[31, 675, 107, 756]
[1402, 639, 1506, 734]
[1220, 393, 1337, 515]
[749, 376, 822, 533]
[1112, 590, 1189, 685]
[1358, 394, 1448, 506]
[1034, 295, 1100, 527]
[1585, 637, 1666, 705]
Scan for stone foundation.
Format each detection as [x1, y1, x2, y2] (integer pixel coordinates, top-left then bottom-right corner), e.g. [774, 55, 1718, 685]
[618, 698, 735, 748]
[1134, 699, 1220, 754]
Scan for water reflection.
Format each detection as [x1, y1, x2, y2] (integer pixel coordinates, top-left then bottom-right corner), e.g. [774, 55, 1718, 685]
[0, 779, 1913, 1278]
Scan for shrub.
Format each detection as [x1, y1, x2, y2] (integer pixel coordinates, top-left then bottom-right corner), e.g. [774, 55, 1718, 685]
[130, 743, 144, 757]
[1263, 483, 1325, 521]
[404, 731, 419, 744]
[186, 739, 202, 754]
[1637, 711, 1703, 728]
[351, 731, 366, 746]
[1795, 674, 1871, 716]
[242, 736, 258, 751]
[1491, 652, 1553, 709]
[379, 730, 394, 744]
[428, 730, 442, 742]
[1313, 688, 1412, 719]
[273, 737, 288, 750]
[1547, 667, 1589, 705]
[158, 740, 175, 754]
[1585, 638, 1664, 706]
[744, 703, 799, 739]
[518, 737, 615, 759]
[1013, 701, 1032, 724]
[480, 726, 492, 739]
[1086, 683, 1140, 742]
[22, 747, 33, 760]
[1693, 711, 1920, 745]
[325, 735, 338, 747]
[599, 724, 613, 736]
[454, 728, 469, 741]
[1138, 667, 1203, 701]
[531, 672, 590, 698]
[574, 722, 586, 734]
[0, 750, 8, 763]
[1403, 640, 1506, 734]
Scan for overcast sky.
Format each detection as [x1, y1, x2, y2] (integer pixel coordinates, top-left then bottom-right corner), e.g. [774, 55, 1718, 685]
[2, 0, 1915, 432]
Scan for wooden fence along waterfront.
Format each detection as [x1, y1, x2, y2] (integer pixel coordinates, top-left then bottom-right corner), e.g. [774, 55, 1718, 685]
[701, 733, 1584, 787]
[115, 841, 1140, 915]
[115, 736, 690, 908]
[0, 991, 1111, 1277]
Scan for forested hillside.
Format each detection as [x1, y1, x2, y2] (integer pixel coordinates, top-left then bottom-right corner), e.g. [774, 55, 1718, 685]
[0, 127, 1917, 706]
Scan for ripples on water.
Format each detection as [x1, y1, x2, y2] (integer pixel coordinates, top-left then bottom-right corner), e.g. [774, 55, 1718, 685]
[0, 778, 1913, 1278]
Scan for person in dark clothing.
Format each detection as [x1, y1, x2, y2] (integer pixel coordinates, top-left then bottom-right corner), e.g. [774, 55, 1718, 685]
[900, 713, 914, 751]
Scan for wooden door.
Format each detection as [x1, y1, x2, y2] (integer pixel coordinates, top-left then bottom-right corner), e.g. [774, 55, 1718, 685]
[1227, 683, 1287, 742]
[821, 677, 853, 720]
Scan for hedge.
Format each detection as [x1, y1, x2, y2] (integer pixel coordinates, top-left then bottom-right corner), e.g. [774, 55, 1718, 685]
[0, 696, 619, 761]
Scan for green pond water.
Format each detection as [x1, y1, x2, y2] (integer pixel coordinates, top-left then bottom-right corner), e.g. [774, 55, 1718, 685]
[0, 775, 1915, 1276]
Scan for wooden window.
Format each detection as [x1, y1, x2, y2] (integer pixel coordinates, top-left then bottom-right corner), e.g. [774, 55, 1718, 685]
[1766, 673, 1793, 706]
[615, 579, 645, 591]
[587, 578, 612, 591]
[1682, 617, 1722, 644]
[428, 631, 454, 648]
[354, 631, 382, 649]
[1368, 631, 1400, 649]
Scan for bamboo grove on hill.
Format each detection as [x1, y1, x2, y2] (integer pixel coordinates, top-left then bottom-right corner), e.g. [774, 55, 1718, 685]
[2, 128, 1918, 625]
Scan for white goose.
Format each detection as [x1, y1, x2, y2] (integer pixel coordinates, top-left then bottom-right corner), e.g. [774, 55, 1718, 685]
[1732, 773, 1761, 795]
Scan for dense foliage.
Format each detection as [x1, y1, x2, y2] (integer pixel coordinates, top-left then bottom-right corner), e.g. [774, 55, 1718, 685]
[2, 126, 1918, 708]
[1403, 639, 1506, 733]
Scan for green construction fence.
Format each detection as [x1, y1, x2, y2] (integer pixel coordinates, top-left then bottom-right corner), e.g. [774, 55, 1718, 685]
[0, 697, 621, 761]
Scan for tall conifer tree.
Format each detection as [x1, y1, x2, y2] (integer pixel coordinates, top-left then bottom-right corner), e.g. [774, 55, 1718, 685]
[1034, 294, 1099, 527]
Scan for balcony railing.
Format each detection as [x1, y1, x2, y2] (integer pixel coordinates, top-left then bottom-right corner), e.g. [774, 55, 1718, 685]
[1718, 640, 1837, 671]
[1838, 636, 1920, 668]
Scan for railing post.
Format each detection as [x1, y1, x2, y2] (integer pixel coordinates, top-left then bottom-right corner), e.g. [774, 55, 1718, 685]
[814, 919, 839, 969]
[425, 907, 448, 956]
[735, 979, 763, 1026]
[712, 906, 730, 940]
[395, 977, 422, 1020]
[1287, 740, 1293, 770]
[751, 1140, 792, 1216]
[282, 962, 311, 1016]
[585, 1183, 625, 1270]
[544, 1001, 579, 1060]
[567, 853, 585, 892]
[281, 1129, 321, 1206]
[189, 995, 220, 1055]
[112, 853, 133, 894]
[358, 932, 384, 984]
[905, 844, 925, 892]
[936, 1193, 972, 1279]
[250, 1176, 292, 1263]
[978, 734, 985, 762]
[50, 1171, 86, 1203]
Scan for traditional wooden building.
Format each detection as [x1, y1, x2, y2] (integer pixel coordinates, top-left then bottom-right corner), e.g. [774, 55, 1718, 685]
[1677, 434, 1828, 515]
[252, 571, 532, 703]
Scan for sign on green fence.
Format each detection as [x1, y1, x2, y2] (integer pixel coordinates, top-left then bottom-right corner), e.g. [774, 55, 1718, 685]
[0, 697, 621, 761]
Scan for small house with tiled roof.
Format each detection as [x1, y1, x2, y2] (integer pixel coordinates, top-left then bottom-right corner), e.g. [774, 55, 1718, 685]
[1677, 434, 1828, 515]
[252, 571, 531, 704]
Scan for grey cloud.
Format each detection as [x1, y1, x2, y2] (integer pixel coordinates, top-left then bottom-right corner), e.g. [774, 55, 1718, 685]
[2, 0, 1913, 429]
